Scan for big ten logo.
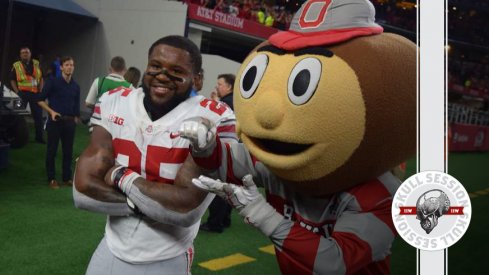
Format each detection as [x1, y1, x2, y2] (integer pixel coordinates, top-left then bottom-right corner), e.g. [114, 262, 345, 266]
[108, 114, 124, 126]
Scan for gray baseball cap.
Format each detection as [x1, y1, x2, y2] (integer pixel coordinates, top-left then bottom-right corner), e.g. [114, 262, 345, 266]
[269, 0, 383, 50]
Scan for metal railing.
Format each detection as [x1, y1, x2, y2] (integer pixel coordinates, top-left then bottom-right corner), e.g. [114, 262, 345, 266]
[448, 103, 489, 126]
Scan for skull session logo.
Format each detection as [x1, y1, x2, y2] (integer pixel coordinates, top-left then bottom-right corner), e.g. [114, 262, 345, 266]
[392, 171, 471, 251]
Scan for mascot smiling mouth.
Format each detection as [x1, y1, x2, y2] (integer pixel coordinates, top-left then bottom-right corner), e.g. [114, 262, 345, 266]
[249, 136, 313, 155]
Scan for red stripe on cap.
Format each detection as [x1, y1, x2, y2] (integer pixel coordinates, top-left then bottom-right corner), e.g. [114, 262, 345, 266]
[269, 26, 383, 50]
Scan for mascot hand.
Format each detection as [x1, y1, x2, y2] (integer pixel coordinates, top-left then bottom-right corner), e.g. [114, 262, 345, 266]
[192, 174, 283, 236]
[179, 117, 216, 157]
[191, 175, 226, 197]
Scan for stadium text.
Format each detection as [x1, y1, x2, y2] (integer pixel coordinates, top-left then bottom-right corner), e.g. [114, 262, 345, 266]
[196, 7, 244, 29]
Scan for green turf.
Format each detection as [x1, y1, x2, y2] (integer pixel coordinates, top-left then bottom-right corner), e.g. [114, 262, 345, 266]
[0, 124, 487, 274]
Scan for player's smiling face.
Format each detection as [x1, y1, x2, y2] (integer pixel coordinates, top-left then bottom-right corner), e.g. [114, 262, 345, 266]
[234, 44, 366, 182]
[143, 44, 194, 108]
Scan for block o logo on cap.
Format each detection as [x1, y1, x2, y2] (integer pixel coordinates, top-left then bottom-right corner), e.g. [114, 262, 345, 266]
[299, 0, 331, 29]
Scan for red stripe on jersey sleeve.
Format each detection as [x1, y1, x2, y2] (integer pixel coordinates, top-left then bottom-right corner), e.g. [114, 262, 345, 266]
[348, 179, 391, 211]
[250, 154, 258, 167]
[108, 87, 122, 95]
[94, 105, 101, 115]
[332, 231, 373, 275]
[348, 179, 396, 234]
[193, 136, 222, 170]
[225, 142, 242, 185]
[121, 88, 132, 97]
[276, 223, 321, 275]
[371, 198, 396, 234]
[216, 125, 235, 134]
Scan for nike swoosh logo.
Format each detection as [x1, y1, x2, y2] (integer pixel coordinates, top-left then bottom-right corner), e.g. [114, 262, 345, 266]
[170, 132, 180, 139]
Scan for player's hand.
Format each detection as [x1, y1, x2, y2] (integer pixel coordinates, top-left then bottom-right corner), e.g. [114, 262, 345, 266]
[179, 117, 216, 157]
[104, 165, 121, 187]
[191, 175, 226, 198]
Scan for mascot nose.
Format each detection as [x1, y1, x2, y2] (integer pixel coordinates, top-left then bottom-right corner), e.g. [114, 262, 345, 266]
[255, 95, 284, 129]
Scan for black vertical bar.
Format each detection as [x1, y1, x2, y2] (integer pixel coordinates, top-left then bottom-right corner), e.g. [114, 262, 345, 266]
[1, 0, 15, 92]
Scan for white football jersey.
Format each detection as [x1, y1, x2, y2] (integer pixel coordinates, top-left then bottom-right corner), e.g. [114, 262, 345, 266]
[91, 87, 236, 263]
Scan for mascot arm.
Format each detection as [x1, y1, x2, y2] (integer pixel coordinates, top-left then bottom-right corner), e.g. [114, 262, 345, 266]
[192, 174, 282, 236]
[193, 175, 393, 274]
[269, 198, 394, 275]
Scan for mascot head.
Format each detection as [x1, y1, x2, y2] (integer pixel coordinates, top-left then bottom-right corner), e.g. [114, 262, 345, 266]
[233, 0, 416, 196]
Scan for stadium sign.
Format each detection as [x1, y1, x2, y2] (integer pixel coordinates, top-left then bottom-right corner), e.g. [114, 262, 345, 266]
[187, 3, 278, 39]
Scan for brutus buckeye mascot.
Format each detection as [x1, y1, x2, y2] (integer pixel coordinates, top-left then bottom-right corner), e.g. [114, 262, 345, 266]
[180, 0, 416, 274]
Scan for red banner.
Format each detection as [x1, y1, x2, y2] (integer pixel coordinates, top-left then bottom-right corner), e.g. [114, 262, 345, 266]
[399, 207, 417, 215]
[399, 206, 464, 215]
[448, 82, 489, 100]
[450, 123, 489, 152]
[187, 3, 279, 39]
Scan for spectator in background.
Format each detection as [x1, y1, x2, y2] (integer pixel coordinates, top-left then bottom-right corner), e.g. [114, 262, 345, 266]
[124, 67, 141, 88]
[238, 2, 252, 19]
[229, 1, 239, 16]
[190, 68, 204, 97]
[10, 47, 45, 144]
[85, 56, 131, 110]
[37, 56, 80, 189]
[51, 56, 61, 78]
[214, 0, 226, 12]
[200, 73, 235, 233]
[274, 6, 287, 30]
[215, 74, 234, 110]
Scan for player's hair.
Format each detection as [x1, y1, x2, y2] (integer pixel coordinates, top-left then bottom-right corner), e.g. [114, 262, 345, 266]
[60, 56, 74, 65]
[218, 74, 236, 90]
[111, 56, 126, 72]
[148, 36, 202, 74]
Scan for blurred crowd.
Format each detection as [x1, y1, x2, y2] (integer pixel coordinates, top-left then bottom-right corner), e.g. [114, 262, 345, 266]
[371, 0, 489, 112]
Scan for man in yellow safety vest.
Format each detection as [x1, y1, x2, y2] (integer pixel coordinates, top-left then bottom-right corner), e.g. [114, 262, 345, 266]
[10, 47, 45, 143]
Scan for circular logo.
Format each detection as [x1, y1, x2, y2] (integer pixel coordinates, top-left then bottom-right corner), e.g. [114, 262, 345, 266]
[392, 171, 471, 251]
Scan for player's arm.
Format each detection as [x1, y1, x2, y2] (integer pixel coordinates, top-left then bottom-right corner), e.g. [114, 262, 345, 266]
[103, 156, 214, 227]
[73, 125, 132, 215]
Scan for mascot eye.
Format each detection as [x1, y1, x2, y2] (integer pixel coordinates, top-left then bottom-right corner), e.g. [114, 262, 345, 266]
[240, 54, 268, 99]
[288, 57, 321, 105]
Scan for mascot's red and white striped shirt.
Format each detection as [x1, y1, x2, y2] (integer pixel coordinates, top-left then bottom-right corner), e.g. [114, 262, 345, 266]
[195, 140, 400, 275]
[91, 87, 236, 263]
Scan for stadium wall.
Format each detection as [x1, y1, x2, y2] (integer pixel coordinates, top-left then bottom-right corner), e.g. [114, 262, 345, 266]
[73, 0, 188, 107]
[72, 0, 241, 111]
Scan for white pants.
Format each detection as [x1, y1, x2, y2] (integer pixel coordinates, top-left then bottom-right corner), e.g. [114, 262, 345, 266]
[86, 237, 193, 275]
